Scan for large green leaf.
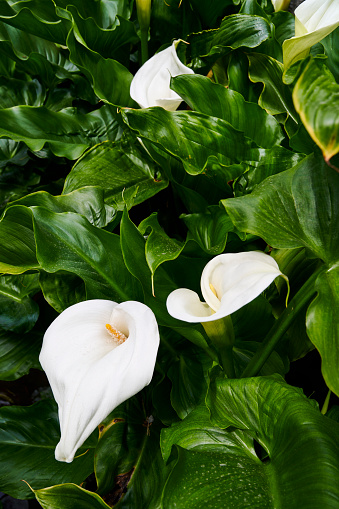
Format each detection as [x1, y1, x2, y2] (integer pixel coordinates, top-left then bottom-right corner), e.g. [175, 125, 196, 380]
[189, 14, 273, 63]
[161, 404, 255, 462]
[224, 153, 339, 265]
[0, 1, 71, 45]
[171, 74, 283, 149]
[306, 267, 339, 396]
[0, 205, 38, 274]
[67, 28, 135, 107]
[293, 58, 339, 161]
[121, 108, 260, 175]
[0, 105, 120, 159]
[247, 52, 297, 120]
[11, 187, 116, 228]
[34, 484, 110, 509]
[162, 375, 339, 509]
[68, 6, 138, 60]
[0, 400, 96, 499]
[63, 140, 168, 209]
[31, 207, 141, 301]
[0, 21, 76, 87]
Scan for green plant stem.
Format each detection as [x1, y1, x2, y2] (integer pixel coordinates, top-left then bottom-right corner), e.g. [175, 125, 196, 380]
[241, 265, 324, 378]
[140, 29, 148, 65]
[219, 347, 236, 379]
[202, 316, 236, 378]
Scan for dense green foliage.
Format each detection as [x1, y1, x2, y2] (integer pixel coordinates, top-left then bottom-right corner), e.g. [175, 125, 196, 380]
[0, 0, 338, 507]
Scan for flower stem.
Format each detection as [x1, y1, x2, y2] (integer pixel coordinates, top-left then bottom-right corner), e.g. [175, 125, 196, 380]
[140, 29, 148, 65]
[202, 316, 236, 378]
[241, 265, 324, 378]
[219, 347, 236, 379]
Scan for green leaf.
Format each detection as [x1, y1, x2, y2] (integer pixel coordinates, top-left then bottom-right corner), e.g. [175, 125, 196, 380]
[67, 28, 135, 107]
[321, 27, 339, 82]
[181, 206, 235, 254]
[224, 153, 339, 265]
[189, 14, 273, 63]
[0, 400, 95, 499]
[0, 1, 71, 45]
[120, 210, 178, 326]
[248, 52, 297, 120]
[0, 274, 39, 333]
[34, 484, 110, 509]
[63, 140, 168, 209]
[55, 0, 132, 28]
[161, 403, 255, 462]
[306, 267, 339, 397]
[0, 205, 38, 274]
[234, 146, 306, 196]
[139, 213, 184, 282]
[39, 271, 86, 313]
[270, 10, 295, 46]
[162, 374, 339, 509]
[0, 105, 120, 159]
[31, 207, 141, 301]
[204, 374, 339, 509]
[292, 58, 339, 161]
[161, 400, 267, 509]
[0, 21, 76, 87]
[121, 108, 260, 175]
[171, 74, 283, 148]
[0, 77, 45, 108]
[166, 339, 210, 420]
[11, 187, 116, 228]
[163, 445, 272, 509]
[69, 6, 138, 60]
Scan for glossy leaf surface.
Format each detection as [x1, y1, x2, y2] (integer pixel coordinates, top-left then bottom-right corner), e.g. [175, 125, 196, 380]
[0, 400, 95, 499]
[63, 140, 168, 209]
[162, 375, 339, 509]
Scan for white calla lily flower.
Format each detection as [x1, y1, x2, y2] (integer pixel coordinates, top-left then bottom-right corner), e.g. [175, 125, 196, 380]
[283, 0, 339, 68]
[39, 300, 159, 463]
[166, 252, 283, 323]
[130, 40, 194, 111]
[272, 0, 291, 11]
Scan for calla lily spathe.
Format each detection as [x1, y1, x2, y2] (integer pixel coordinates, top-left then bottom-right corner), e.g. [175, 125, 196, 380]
[39, 300, 159, 463]
[130, 40, 194, 111]
[283, 0, 339, 68]
[136, 0, 151, 31]
[166, 252, 283, 323]
[272, 0, 291, 11]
